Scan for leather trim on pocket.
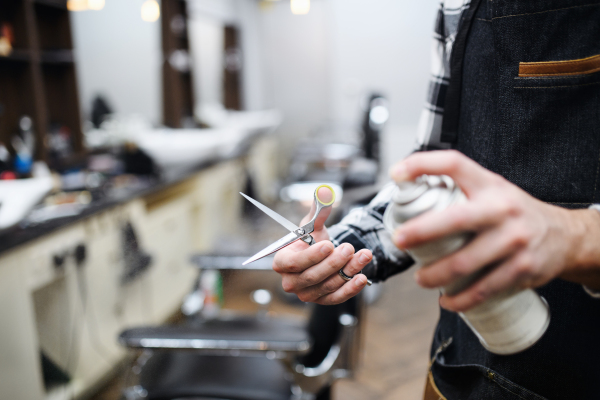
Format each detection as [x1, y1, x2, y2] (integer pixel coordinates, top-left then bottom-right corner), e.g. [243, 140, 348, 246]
[519, 54, 600, 77]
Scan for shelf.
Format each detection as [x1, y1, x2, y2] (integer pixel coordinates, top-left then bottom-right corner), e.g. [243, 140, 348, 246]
[0, 0, 81, 163]
[41, 49, 74, 64]
[34, 2, 73, 50]
[0, 49, 32, 63]
[0, 49, 74, 65]
[33, 0, 67, 10]
[0, 62, 38, 151]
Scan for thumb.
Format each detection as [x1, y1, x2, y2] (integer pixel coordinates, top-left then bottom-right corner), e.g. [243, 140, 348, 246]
[300, 186, 334, 233]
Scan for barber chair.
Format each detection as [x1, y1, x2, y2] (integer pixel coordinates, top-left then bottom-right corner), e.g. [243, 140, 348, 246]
[118, 255, 365, 400]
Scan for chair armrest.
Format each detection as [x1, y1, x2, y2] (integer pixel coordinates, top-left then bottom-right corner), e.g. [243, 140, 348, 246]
[119, 316, 311, 354]
[290, 314, 360, 394]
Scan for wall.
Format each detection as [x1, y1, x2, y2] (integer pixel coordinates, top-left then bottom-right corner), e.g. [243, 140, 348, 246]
[327, 0, 439, 167]
[71, 0, 439, 168]
[254, 0, 331, 151]
[71, 0, 162, 125]
[250, 0, 439, 168]
[188, 15, 224, 106]
[186, 0, 266, 112]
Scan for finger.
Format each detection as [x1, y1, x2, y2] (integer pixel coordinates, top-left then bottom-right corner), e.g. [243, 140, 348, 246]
[439, 253, 535, 312]
[394, 199, 509, 250]
[279, 243, 355, 293]
[273, 240, 334, 274]
[301, 186, 334, 233]
[389, 150, 498, 195]
[414, 224, 526, 289]
[293, 243, 355, 290]
[316, 274, 369, 305]
[297, 249, 373, 302]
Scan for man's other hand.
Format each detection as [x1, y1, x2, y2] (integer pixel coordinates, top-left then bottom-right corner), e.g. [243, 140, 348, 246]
[272, 186, 372, 305]
[390, 150, 600, 312]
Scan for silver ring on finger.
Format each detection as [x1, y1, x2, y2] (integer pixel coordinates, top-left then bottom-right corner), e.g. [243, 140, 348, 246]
[338, 268, 354, 282]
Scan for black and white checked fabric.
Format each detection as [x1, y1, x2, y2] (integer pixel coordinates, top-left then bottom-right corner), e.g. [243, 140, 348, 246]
[328, 184, 412, 282]
[416, 0, 471, 151]
[329, 1, 473, 282]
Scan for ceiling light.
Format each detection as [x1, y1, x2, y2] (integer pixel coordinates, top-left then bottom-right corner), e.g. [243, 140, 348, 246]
[87, 0, 105, 11]
[141, 0, 160, 22]
[67, 0, 88, 11]
[290, 0, 310, 15]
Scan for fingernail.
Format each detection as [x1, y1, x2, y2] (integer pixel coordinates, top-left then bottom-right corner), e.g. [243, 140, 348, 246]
[390, 163, 409, 181]
[341, 244, 353, 257]
[320, 243, 333, 255]
[413, 271, 422, 286]
[439, 296, 450, 310]
[355, 275, 367, 287]
[394, 232, 406, 248]
[359, 253, 370, 264]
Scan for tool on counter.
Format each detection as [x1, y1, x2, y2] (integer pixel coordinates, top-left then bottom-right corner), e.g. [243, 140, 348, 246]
[383, 175, 549, 355]
[12, 116, 35, 177]
[240, 184, 372, 285]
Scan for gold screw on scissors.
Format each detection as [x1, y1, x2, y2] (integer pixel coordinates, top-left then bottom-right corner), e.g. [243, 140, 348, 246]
[240, 185, 372, 285]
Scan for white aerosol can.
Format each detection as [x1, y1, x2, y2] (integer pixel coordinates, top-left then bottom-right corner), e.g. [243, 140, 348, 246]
[383, 175, 550, 355]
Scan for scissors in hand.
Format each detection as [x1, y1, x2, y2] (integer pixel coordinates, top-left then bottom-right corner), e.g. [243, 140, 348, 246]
[240, 185, 372, 285]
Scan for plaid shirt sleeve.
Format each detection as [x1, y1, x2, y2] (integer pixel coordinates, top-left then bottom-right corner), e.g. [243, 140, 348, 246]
[328, 184, 415, 282]
[327, 0, 473, 283]
[416, 0, 471, 151]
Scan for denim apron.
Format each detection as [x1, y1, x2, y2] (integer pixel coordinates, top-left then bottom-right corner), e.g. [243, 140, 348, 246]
[430, 1, 600, 399]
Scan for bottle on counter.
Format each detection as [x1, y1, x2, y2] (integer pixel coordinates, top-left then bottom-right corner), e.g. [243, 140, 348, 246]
[12, 116, 35, 178]
[199, 270, 224, 319]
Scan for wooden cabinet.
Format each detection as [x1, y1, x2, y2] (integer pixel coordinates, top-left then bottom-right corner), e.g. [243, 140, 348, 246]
[0, 0, 82, 165]
[0, 158, 251, 399]
[161, 0, 195, 128]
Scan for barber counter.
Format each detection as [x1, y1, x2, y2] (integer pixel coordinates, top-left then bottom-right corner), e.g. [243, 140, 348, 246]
[0, 137, 279, 400]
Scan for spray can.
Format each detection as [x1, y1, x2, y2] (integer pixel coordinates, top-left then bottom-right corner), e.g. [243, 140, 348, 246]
[383, 175, 550, 355]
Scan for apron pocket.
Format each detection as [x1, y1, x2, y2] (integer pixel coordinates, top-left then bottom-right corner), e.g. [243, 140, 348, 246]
[513, 68, 600, 89]
[430, 343, 548, 400]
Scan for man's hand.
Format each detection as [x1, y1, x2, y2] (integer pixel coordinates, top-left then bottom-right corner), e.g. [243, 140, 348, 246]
[273, 186, 372, 305]
[390, 150, 600, 312]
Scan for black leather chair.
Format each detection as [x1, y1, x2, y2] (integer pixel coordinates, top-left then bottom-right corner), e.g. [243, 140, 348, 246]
[119, 256, 365, 400]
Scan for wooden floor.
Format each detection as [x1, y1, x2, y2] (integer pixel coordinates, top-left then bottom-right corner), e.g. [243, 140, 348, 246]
[333, 270, 440, 400]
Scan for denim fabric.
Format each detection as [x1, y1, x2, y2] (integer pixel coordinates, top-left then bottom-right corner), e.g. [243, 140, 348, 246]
[456, 0, 600, 204]
[431, 1, 600, 399]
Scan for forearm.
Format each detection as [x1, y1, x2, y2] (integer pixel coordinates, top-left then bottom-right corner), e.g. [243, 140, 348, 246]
[560, 208, 600, 290]
[328, 183, 414, 282]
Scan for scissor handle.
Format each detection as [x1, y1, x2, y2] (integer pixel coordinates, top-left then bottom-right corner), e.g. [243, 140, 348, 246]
[300, 184, 336, 235]
[301, 235, 315, 246]
[312, 184, 336, 221]
[314, 184, 336, 207]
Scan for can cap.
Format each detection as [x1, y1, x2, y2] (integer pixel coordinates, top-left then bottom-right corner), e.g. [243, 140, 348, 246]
[392, 179, 429, 204]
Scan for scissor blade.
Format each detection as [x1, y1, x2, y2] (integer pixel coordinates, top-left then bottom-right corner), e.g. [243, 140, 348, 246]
[240, 193, 299, 232]
[243, 232, 300, 265]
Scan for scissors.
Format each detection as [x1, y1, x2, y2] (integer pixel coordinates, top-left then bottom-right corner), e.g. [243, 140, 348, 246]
[240, 185, 372, 285]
